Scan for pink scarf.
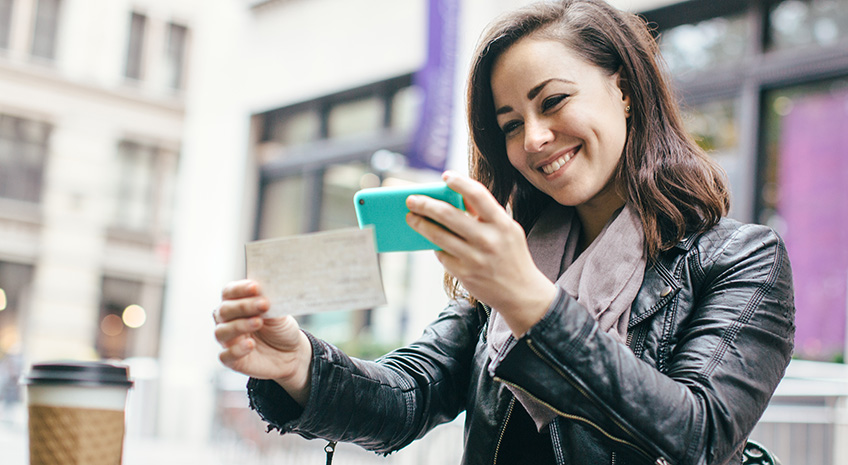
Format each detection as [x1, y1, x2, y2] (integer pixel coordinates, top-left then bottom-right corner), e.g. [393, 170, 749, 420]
[487, 203, 646, 430]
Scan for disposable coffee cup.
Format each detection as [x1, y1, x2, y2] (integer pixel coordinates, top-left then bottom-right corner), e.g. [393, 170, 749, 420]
[23, 361, 134, 465]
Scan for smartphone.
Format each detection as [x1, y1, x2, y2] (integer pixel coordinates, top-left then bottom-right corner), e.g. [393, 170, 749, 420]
[354, 182, 465, 253]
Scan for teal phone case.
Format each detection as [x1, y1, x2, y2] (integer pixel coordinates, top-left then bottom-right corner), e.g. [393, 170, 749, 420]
[354, 182, 465, 253]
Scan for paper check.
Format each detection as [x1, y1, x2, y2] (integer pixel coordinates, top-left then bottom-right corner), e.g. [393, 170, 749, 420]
[245, 228, 386, 317]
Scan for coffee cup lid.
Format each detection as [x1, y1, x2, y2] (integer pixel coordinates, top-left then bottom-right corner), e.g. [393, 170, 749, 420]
[23, 361, 133, 388]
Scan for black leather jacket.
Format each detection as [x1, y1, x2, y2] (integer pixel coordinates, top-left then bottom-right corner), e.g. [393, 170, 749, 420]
[248, 218, 795, 465]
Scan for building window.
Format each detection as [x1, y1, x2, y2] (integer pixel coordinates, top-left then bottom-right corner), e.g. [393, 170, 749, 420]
[257, 174, 307, 239]
[124, 12, 146, 80]
[258, 74, 414, 163]
[253, 75, 418, 355]
[658, 12, 750, 79]
[262, 108, 321, 157]
[318, 162, 371, 231]
[30, 0, 61, 60]
[112, 140, 178, 234]
[681, 99, 744, 217]
[96, 277, 143, 360]
[327, 96, 384, 139]
[761, 79, 848, 362]
[391, 85, 424, 134]
[0, 261, 33, 356]
[165, 22, 188, 90]
[768, 0, 848, 51]
[0, 114, 51, 203]
[256, 75, 415, 238]
[0, 0, 13, 50]
[0, 261, 32, 408]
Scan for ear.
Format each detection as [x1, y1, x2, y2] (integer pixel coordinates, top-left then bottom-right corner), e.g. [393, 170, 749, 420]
[614, 68, 632, 116]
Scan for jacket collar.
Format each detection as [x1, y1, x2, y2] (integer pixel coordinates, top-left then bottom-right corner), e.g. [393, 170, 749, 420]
[629, 226, 707, 328]
[629, 257, 681, 329]
[673, 230, 700, 252]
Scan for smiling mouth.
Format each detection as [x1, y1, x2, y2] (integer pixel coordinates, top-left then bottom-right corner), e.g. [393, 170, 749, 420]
[540, 148, 579, 175]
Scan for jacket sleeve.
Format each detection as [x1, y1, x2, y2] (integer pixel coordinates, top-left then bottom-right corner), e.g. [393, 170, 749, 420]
[490, 223, 795, 465]
[247, 298, 482, 455]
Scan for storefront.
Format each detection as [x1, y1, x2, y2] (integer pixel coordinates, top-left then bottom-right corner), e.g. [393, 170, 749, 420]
[647, 0, 848, 362]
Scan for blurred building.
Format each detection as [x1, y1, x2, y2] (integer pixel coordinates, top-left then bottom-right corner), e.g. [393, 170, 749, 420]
[0, 0, 196, 369]
[2, 0, 848, 464]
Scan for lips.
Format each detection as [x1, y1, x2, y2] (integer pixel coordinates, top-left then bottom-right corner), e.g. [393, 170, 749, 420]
[539, 146, 579, 175]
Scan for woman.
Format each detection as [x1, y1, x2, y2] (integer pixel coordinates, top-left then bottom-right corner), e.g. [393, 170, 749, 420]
[213, 1, 795, 463]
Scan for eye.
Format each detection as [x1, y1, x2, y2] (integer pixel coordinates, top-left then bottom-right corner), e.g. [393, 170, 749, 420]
[541, 94, 568, 112]
[500, 120, 523, 136]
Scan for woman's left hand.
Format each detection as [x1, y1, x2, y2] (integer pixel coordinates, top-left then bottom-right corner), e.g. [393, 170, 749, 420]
[406, 171, 557, 335]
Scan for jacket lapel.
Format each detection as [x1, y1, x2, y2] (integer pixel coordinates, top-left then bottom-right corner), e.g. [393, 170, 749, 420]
[628, 259, 681, 329]
[628, 229, 700, 328]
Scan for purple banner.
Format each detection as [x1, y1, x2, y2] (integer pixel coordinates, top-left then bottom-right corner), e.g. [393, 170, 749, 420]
[407, 0, 459, 172]
[778, 89, 848, 360]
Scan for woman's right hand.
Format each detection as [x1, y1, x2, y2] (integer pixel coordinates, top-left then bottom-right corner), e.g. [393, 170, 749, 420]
[214, 279, 313, 405]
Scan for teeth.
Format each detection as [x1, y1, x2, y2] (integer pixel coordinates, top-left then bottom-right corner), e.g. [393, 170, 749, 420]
[542, 153, 572, 175]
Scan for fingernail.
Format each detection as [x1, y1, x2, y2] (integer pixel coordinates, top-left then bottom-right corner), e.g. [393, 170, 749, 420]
[442, 170, 455, 180]
[255, 299, 268, 312]
[249, 317, 262, 329]
[406, 195, 421, 208]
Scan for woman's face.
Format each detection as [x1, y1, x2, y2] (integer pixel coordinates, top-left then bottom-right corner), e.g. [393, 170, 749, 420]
[490, 37, 631, 212]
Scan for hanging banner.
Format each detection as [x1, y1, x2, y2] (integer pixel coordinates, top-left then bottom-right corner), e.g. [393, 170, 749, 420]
[407, 0, 459, 172]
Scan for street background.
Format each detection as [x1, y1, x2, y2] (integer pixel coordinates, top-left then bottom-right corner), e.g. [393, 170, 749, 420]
[1, 0, 848, 463]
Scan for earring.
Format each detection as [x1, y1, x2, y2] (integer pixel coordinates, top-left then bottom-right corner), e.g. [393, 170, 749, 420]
[625, 105, 631, 113]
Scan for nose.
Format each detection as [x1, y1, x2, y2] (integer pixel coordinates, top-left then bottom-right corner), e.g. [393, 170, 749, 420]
[523, 118, 553, 153]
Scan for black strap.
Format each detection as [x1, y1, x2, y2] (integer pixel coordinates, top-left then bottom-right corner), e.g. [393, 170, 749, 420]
[325, 441, 337, 465]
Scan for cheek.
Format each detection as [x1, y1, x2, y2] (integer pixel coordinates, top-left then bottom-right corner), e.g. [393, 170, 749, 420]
[598, 114, 628, 164]
[505, 143, 527, 172]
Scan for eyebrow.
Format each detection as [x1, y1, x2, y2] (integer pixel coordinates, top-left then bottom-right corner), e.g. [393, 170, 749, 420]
[495, 78, 575, 116]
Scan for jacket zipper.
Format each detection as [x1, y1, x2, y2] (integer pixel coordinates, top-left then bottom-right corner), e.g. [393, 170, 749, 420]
[526, 339, 651, 458]
[492, 397, 515, 465]
[324, 441, 337, 465]
[496, 339, 654, 461]
[493, 375, 649, 458]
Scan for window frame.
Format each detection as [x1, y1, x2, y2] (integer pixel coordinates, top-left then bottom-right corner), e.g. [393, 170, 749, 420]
[29, 0, 62, 60]
[124, 11, 147, 81]
[0, 0, 14, 50]
[0, 113, 52, 204]
[165, 21, 188, 90]
[253, 73, 415, 239]
[643, 0, 848, 222]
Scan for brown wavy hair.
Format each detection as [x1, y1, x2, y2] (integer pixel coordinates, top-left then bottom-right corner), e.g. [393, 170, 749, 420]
[448, 0, 729, 298]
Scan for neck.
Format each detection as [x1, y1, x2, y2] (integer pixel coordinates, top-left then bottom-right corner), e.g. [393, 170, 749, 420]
[575, 197, 626, 252]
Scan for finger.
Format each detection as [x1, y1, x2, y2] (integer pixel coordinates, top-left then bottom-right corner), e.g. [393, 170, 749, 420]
[219, 338, 255, 366]
[215, 317, 263, 346]
[406, 191, 509, 253]
[406, 211, 474, 257]
[405, 191, 485, 243]
[442, 171, 507, 224]
[433, 250, 472, 279]
[222, 280, 262, 300]
[218, 296, 269, 323]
